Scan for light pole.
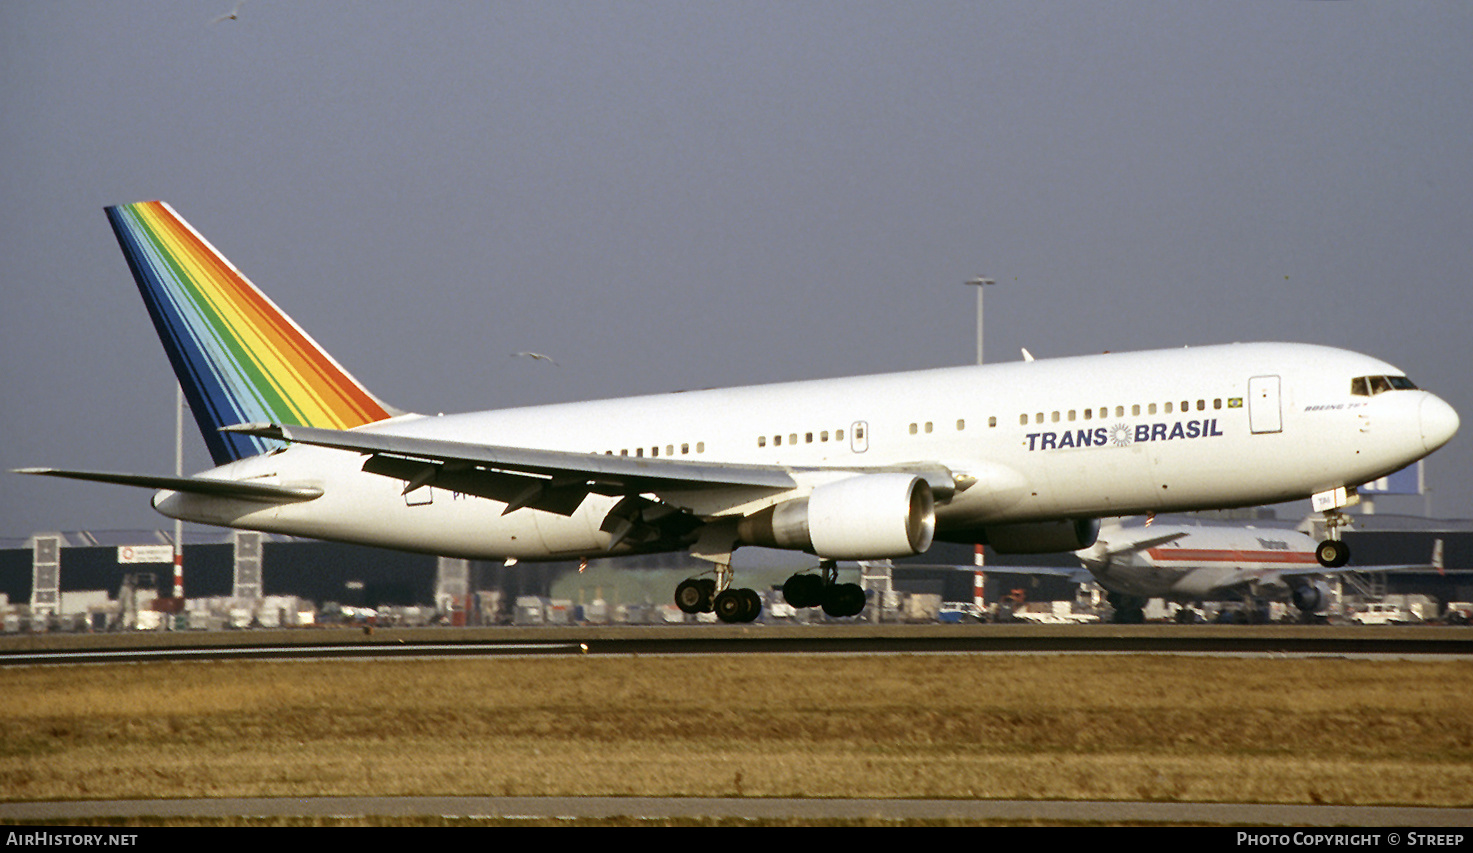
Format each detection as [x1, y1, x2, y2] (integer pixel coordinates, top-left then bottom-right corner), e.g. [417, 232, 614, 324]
[173, 384, 185, 604]
[964, 276, 996, 573]
[964, 276, 996, 365]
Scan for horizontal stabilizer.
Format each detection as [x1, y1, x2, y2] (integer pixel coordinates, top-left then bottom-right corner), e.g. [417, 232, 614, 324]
[14, 468, 323, 503]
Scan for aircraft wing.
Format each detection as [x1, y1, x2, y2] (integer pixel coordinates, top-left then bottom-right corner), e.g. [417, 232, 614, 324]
[913, 562, 1095, 584]
[226, 423, 962, 519]
[14, 468, 323, 502]
[1148, 539, 1449, 603]
[225, 422, 833, 518]
[978, 564, 1094, 583]
[1269, 539, 1446, 578]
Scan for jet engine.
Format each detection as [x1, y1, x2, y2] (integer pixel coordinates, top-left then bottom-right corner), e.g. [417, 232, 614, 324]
[1291, 580, 1332, 614]
[737, 474, 935, 559]
[981, 518, 1101, 554]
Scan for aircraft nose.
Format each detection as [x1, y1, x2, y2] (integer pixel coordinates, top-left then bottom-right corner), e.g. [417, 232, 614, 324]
[1420, 394, 1459, 453]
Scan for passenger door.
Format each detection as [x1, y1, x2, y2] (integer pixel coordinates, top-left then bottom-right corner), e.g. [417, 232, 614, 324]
[1248, 375, 1282, 434]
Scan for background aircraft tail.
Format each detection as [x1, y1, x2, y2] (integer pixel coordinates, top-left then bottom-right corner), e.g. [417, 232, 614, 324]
[105, 201, 400, 465]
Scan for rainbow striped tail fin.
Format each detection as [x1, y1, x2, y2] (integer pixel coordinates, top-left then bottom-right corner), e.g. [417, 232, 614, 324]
[106, 201, 401, 465]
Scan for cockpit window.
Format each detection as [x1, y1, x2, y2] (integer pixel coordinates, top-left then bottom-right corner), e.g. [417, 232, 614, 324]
[1351, 375, 1418, 396]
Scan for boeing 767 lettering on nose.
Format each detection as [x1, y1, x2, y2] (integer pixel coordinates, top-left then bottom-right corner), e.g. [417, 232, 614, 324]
[16, 201, 1459, 623]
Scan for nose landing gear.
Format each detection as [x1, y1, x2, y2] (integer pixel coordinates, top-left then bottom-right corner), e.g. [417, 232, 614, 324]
[1311, 489, 1356, 569]
[1314, 509, 1353, 568]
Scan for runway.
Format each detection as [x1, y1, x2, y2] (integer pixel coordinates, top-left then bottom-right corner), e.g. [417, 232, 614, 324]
[2, 623, 1471, 665]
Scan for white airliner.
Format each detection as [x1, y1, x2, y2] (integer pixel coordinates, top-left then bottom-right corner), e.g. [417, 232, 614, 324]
[1063, 517, 1445, 623]
[16, 202, 1460, 623]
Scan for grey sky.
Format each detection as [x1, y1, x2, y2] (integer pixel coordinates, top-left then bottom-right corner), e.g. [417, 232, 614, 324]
[3, 1, 1471, 536]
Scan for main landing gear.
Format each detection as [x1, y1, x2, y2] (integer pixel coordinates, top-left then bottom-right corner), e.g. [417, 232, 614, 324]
[672, 559, 868, 623]
[1106, 592, 1147, 624]
[674, 525, 766, 624]
[782, 560, 866, 618]
[674, 570, 763, 624]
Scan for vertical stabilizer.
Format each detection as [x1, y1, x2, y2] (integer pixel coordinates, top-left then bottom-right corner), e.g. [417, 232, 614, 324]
[105, 201, 399, 464]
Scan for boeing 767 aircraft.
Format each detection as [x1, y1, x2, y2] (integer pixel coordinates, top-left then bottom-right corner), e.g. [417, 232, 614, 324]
[16, 201, 1460, 623]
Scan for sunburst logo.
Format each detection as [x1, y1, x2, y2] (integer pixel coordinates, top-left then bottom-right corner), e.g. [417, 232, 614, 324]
[1109, 423, 1134, 447]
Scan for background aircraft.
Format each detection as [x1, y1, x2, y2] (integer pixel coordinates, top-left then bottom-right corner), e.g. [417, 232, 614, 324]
[1064, 516, 1444, 623]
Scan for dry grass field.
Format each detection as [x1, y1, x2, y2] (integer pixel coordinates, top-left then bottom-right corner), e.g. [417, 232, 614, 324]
[2, 653, 1471, 808]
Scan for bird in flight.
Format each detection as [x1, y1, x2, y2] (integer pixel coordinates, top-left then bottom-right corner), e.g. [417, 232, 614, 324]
[511, 351, 558, 366]
[210, 1, 245, 24]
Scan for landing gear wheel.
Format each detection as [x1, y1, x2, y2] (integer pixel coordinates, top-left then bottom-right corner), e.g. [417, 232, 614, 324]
[1315, 539, 1350, 568]
[739, 587, 762, 622]
[675, 578, 715, 614]
[783, 573, 825, 609]
[822, 582, 866, 618]
[715, 587, 762, 623]
[1107, 592, 1146, 624]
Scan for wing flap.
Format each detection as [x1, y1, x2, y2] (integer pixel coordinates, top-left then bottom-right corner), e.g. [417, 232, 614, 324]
[360, 455, 591, 515]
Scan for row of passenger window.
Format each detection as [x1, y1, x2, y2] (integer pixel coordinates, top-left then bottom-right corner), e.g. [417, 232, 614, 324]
[906, 417, 1001, 435]
[757, 428, 849, 448]
[604, 442, 706, 458]
[747, 397, 1233, 452]
[901, 398, 1234, 437]
[1018, 398, 1232, 426]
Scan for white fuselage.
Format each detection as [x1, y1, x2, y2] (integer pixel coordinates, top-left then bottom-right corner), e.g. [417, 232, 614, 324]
[154, 342, 1458, 561]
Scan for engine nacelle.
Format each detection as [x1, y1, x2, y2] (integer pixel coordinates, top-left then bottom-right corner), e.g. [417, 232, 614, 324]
[982, 518, 1101, 554]
[737, 474, 935, 559]
[1291, 581, 1332, 614]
